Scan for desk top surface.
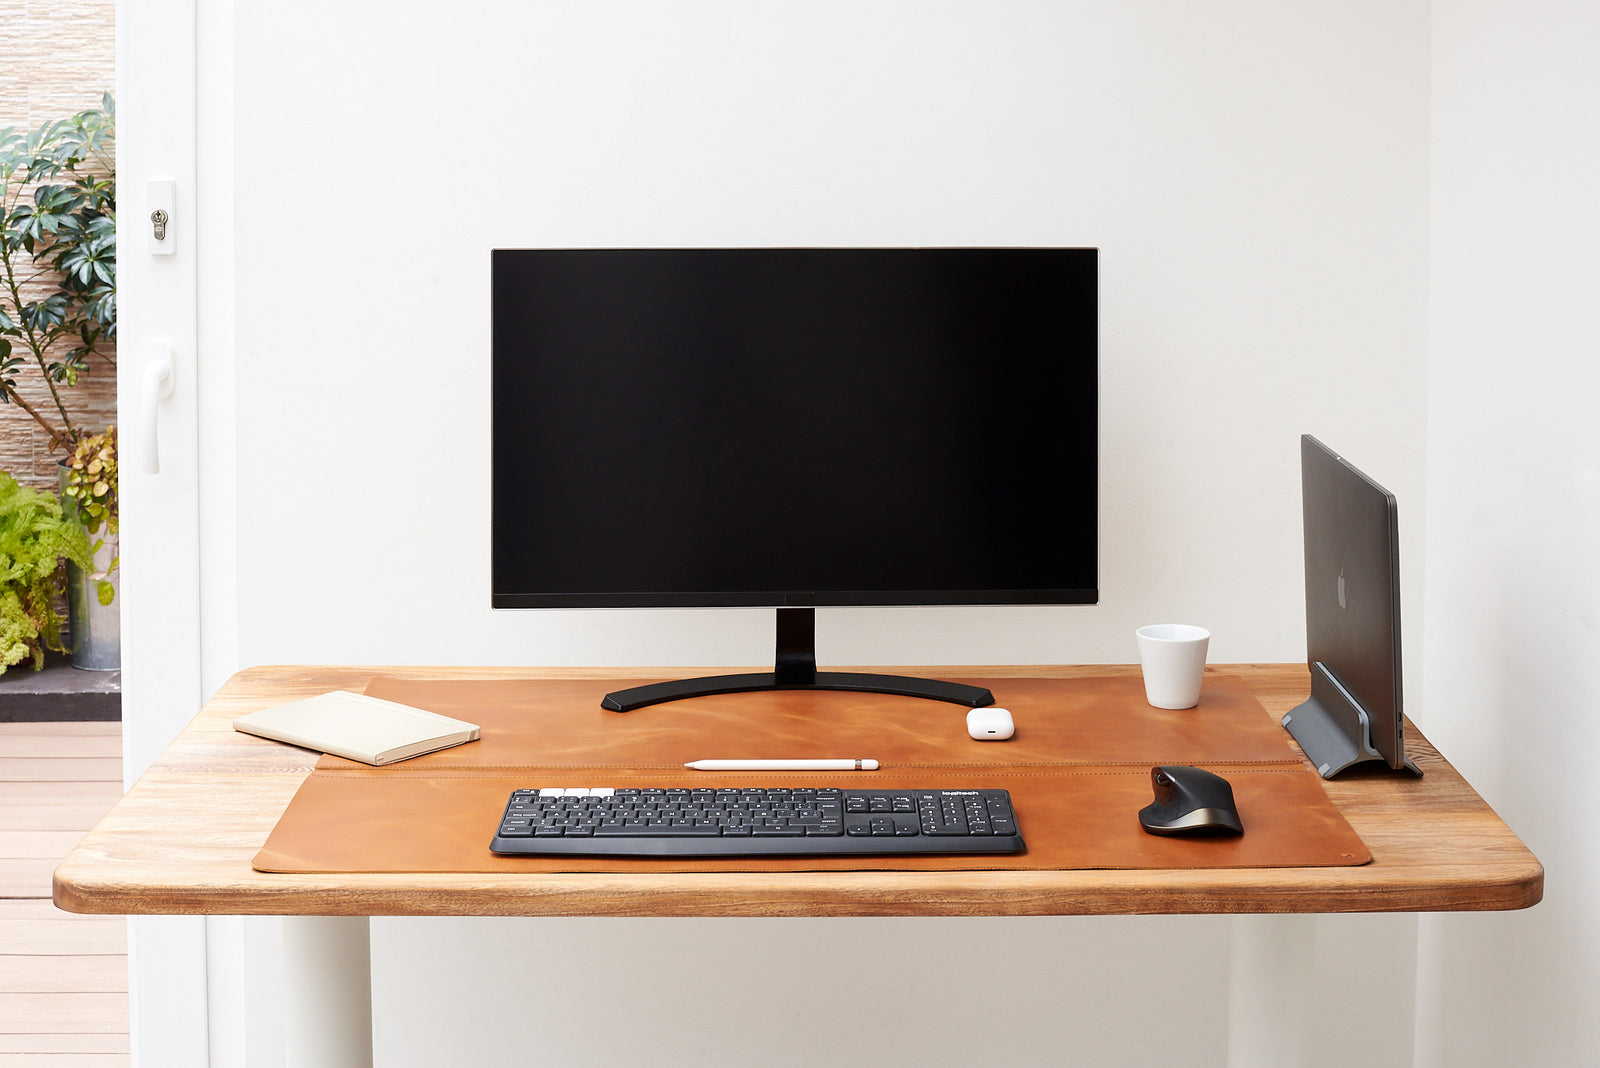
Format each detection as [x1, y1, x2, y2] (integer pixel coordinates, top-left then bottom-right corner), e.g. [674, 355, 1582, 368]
[52, 664, 1543, 917]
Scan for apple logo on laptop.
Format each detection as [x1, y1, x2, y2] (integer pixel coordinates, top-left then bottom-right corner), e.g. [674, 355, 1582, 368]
[1338, 570, 1347, 610]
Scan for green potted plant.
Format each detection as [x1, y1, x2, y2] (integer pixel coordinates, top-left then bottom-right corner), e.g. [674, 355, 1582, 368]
[1, 96, 117, 669]
[0, 471, 92, 676]
[60, 425, 117, 667]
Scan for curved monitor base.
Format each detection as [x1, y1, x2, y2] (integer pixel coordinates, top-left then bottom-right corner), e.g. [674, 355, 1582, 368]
[602, 670, 995, 713]
[602, 608, 994, 712]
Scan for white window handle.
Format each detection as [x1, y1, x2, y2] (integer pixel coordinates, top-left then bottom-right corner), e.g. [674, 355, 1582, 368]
[143, 342, 175, 474]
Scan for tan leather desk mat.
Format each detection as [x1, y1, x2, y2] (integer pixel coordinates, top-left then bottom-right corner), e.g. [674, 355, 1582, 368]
[252, 675, 1371, 874]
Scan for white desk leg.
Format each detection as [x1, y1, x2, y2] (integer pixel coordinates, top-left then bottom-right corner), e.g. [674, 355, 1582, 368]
[282, 916, 373, 1068]
[1226, 914, 1316, 1068]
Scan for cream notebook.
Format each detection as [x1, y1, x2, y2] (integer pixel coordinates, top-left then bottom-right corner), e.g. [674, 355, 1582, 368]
[232, 690, 480, 766]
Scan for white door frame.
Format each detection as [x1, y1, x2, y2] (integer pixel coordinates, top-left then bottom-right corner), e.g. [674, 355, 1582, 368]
[117, 0, 209, 1062]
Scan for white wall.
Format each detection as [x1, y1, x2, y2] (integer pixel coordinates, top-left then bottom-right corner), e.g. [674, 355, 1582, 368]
[1418, 2, 1600, 1064]
[210, 2, 1432, 1064]
[227, 0, 1430, 674]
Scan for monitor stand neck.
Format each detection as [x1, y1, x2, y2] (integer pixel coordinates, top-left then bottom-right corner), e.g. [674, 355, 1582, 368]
[600, 608, 995, 712]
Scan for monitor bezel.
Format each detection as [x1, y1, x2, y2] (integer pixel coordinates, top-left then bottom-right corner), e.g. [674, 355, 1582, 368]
[490, 246, 1100, 612]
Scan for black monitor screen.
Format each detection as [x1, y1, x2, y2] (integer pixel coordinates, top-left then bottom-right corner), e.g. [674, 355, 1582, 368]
[492, 248, 1098, 609]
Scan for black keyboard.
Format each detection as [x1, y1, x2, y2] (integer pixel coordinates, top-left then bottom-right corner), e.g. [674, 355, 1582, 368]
[490, 786, 1024, 857]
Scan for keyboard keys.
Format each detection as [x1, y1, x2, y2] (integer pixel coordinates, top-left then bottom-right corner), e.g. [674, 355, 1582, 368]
[492, 787, 1022, 856]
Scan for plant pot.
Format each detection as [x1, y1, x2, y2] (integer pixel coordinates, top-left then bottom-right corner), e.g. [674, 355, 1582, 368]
[59, 463, 120, 671]
[65, 533, 119, 669]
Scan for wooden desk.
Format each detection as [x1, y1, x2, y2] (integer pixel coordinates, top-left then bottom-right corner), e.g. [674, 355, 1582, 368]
[53, 663, 1542, 918]
[52, 665, 1542, 1067]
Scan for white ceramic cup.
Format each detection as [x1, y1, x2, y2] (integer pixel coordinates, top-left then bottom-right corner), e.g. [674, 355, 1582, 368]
[1136, 624, 1211, 709]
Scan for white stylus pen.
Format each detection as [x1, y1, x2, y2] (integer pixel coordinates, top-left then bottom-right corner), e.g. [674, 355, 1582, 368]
[684, 758, 879, 771]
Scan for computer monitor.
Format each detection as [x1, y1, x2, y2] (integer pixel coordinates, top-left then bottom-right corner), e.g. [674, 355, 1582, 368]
[491, 247, 1099, 711]
[1282, 435, 1421, 777]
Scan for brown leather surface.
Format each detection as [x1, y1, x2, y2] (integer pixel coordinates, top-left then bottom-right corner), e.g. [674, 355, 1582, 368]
[320, 674, 1305, 771]
[252, 675, 1372, 874]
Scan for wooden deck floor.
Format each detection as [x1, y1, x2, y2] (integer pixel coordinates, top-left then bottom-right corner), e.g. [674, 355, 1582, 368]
[0, 721, 127, 1065]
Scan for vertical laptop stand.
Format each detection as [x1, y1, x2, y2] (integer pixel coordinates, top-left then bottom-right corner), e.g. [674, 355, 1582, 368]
[1282, 662, 1421, 779]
